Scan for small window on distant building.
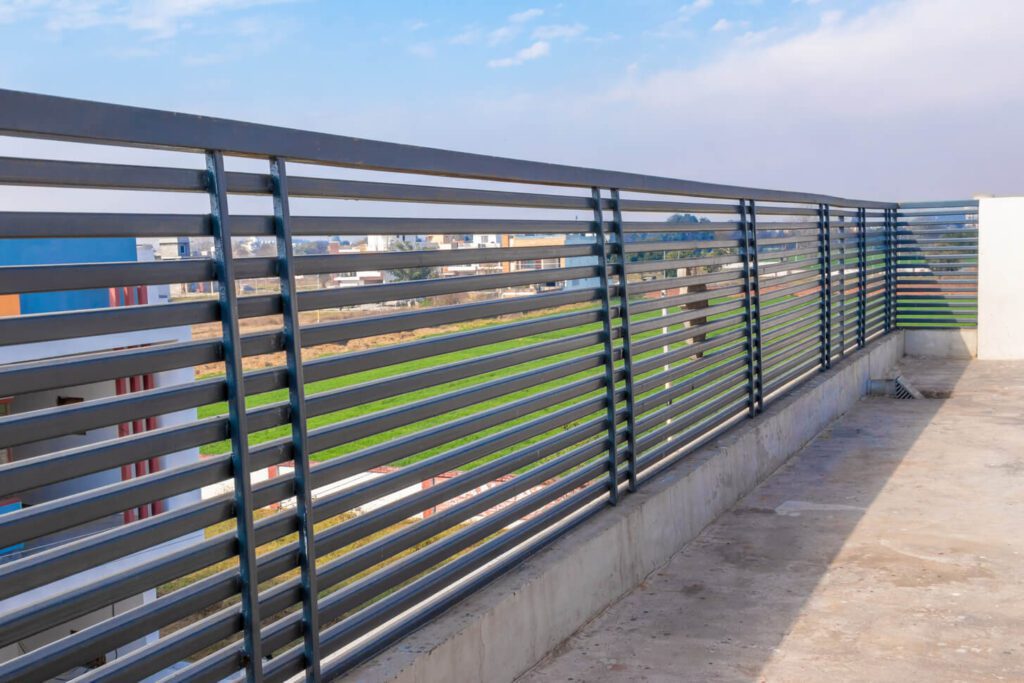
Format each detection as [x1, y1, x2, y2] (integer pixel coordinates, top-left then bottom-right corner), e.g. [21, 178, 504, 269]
[0, 397, 11, 465]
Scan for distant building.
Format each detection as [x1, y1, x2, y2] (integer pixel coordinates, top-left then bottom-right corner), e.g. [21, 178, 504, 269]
[0, 237, 201, 668]
[144, 236, 191, 261]
[506, 235, 567, 272]
[565, 233, 600, 290]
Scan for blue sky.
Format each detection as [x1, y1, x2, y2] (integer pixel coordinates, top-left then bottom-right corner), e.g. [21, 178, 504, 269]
[1, 0, 1022, 200]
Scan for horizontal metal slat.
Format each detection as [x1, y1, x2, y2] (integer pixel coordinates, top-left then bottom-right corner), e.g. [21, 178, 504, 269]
[290, 216, 596, 236]
[0, 156, 205, 191]
[0, 259, 216, 294]
[0, 402, 614, 669]
[629, 284, 745, 315]
[0, 89, 893, 208]
[294, 243, 597, 274]
[0, 299, 218, 346]
[615, 199, 739, 214]
[263, 173, 599, 209]
[0, 211, 211, 238]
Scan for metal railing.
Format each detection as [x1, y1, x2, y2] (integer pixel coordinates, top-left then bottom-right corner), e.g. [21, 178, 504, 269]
[0, 89, 970, 682]
[895, 200, 979, 328]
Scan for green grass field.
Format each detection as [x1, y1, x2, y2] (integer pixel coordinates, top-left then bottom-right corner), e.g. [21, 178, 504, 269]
[198, 246, 963, 471]
[196, 293, 761, 470]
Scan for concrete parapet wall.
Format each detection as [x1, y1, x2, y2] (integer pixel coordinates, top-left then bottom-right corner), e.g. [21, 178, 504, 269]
[344, 332, 905, 683]
[905, 328, 977, 359]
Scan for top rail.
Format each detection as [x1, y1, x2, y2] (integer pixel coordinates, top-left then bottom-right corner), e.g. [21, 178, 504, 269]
[0, 89, 895, 209]
[898, 200, 980, 210]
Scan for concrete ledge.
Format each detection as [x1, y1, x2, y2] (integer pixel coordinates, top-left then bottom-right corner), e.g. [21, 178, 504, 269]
[905, 328, 977, 359]
[346, 332, 905, 683]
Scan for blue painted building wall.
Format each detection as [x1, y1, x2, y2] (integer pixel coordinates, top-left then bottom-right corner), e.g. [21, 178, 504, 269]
[0, 238, 137, 314]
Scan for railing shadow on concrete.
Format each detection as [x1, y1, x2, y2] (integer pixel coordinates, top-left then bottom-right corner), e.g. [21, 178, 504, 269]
[515, 353, 972, 682]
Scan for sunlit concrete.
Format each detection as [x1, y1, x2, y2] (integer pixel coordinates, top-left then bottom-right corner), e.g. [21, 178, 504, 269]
[904, 328, 976, 359]
[520, 359, 1024, 683]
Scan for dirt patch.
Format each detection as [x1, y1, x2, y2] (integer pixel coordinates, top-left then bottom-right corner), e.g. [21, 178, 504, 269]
[840, 538, 994, 588]
[191, 303, 590, 377]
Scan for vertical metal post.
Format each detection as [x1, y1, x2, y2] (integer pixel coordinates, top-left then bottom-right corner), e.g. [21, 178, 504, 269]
[893, 206, 899, 332]
[206, 150, 264, 682]
[270, 157, 322, 682]
[890, 206, 899, 332]
[609, 189, 638, 492]
[883, 208, 893, 334]
[857, 207, 867, 347]
[592, 188, 620, 505]
[892, 206, 902, 331]
[837, 216, 847, 358]
[817, 203, 832, 370]
[739, 199, 764, 416]
[749, 201, 764, 413]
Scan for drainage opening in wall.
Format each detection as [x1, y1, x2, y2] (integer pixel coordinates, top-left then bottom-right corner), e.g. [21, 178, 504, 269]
[868, 376, 927, 399]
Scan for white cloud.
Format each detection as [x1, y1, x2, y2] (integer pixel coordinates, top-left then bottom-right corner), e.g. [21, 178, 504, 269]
[488, 24, 519, 45]
[487, 8, 547, 45]
[710, 18, 732, 31]
[679, 0, 713, 20]
[403, 0, 1024, 201]
[450, 26, 482, 44]
[8, 0, 291, 38]
[0, 0, 49, 24]
[509, 8, 543, 23]
[653, 0, 714, 36]
[588, 0, 1024, 197]
[487, 40, 550, 68]
[734, 26, 776, 44]
[408, 42, 435, 59]
[533, 23, 586, 40]
[620, 0, 1024, 116]
[819, 9, 843, 25]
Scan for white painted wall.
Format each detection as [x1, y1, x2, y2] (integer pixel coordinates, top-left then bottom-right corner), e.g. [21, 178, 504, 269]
[978, 197, 1024, 359]
[0, 320, 201, 667]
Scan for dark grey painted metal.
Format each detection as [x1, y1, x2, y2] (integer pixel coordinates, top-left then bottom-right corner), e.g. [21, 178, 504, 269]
[884, 208, 893, 332]
[207, 150, 264, 681]
[0, 211, 212, 238]
[898, 200, 979, 210]
[592, 187, 621, 504]
[894, 202, 979, 329]
[857, 208, 868, 348]
[835, 217, 848, 358]
[609, 189, 639, 492]
[270, 157, 322, 682]
[817, 204, 833, 369]
[739, 200, 764, 416]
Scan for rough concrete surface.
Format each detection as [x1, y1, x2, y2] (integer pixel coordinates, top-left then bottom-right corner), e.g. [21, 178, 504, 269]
[519, 359, 1024, 683]
[904, 328, 977, 360]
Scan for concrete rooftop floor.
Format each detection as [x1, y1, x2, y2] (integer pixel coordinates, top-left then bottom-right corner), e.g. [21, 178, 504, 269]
[519, 359, 1024, 683]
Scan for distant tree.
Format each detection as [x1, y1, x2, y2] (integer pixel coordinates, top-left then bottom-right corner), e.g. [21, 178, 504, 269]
[294, 240, 329, 255]
[625, 213, 717, 271]
[386, 239, 439, 282]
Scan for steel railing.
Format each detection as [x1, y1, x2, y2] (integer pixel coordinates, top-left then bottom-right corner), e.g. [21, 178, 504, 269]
[895, 201, 979, 328]
[0, 89, 970, 682]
